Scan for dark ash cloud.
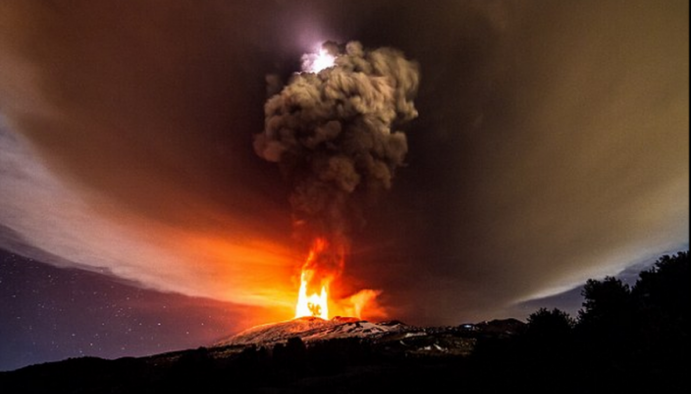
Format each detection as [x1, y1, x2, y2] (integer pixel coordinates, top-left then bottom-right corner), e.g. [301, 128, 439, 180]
[254, 41, 419, 291]
[0, 0, 687, 326]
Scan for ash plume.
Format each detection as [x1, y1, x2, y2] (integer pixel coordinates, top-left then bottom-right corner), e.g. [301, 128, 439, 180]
[254, 41, 419, 260]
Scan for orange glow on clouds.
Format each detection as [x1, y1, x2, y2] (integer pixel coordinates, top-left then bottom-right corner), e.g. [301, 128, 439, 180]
[0, 127, 384, 324]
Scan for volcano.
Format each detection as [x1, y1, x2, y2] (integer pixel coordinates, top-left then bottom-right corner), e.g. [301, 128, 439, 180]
[215, 316, 412, 348]
[208, 316, 508, 361]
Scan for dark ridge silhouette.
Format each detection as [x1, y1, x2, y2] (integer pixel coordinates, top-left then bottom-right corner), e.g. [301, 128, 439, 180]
[0, 251, 687, 393]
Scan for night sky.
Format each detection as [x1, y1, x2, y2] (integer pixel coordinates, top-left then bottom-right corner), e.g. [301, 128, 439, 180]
[0, 0, 688, 371]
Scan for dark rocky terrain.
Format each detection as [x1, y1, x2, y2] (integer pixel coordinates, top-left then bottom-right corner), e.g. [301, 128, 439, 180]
[0, 317, 523, 393]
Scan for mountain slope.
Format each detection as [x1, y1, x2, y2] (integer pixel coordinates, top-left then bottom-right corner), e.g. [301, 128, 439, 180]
[215, 316, 412, 347]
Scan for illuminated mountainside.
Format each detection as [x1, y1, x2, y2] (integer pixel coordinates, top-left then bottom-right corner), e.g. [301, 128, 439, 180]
[210, 317, 527, 359]
[215, 316, 411, 347]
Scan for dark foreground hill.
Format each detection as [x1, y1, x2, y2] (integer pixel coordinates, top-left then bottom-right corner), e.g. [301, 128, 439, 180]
[0, 317, 523, 394]
[0, 251, 687, 393]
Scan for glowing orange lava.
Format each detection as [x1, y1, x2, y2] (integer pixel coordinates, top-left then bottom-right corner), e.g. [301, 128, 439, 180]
[295, 269, 329, 319]
[292, 237, 386, 321]
[294, 238, 341, 320]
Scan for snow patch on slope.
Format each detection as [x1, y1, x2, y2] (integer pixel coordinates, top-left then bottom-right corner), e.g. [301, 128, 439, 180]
[215, 317, 412, 347]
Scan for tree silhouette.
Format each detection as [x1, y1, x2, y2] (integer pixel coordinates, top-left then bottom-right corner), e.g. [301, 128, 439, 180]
[570, 251, 690, 393]
[629, 251, 689, 390]
[526, 307, 574, 338]
[633, 251, 689, 319]
[523, 307, 576, 384]
[577, 276, 632, 330]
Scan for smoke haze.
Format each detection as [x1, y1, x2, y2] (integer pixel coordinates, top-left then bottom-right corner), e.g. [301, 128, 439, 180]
[0, 0, 687, 325]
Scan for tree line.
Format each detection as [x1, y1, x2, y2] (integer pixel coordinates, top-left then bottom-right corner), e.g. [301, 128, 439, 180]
[473, 251, 689, 393]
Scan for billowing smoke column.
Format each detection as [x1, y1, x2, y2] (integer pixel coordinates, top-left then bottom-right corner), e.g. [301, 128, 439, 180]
[254, 41, 419, 299]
